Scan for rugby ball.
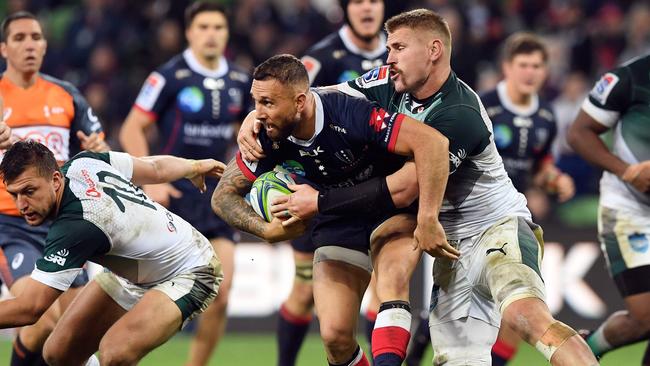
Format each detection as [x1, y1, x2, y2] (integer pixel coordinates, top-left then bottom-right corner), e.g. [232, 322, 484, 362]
[247, 171, 295, 222]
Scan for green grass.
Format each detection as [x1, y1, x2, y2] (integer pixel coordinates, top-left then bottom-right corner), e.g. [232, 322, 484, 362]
[0, 333, 644, 365]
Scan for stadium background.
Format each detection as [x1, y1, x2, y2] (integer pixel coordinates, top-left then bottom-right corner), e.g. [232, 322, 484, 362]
[1, 0, 649, 364]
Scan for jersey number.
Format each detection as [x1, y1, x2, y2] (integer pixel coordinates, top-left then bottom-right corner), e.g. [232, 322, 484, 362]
[97, 171, 157, 212]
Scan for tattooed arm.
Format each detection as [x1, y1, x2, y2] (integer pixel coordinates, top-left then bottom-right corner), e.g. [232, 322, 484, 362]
[212, 159, 306, 243]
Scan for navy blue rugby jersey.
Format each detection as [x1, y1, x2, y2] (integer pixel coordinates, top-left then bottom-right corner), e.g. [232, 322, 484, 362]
[134, 49, 252, 162]
[481, 82, 557, 192]
[301, 27, 386, 87]
[236, 89, 407, 188]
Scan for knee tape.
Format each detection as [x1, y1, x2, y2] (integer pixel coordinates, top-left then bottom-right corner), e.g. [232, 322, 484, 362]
[294, 259, 313, 283]
[535, 321, 577, 361]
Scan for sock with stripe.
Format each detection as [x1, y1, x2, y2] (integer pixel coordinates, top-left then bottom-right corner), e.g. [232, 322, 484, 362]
[491, 337, 517, 366]
[371, 300, 411, 366]
[328, 345, 370, 366]
[586, 324, 613, 357]
[11, 334, 48, 366]
[277, 303, 312, 366]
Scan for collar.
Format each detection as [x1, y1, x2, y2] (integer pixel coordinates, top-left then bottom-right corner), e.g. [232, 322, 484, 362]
[338, 26, 386, 60]
[496, 81, 539, 117]
[182, 49, 229, 78]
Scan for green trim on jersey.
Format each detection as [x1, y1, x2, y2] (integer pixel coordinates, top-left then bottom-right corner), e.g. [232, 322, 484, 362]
[516, 217, 543, 280]
[62, 151, 111, 176]
[38, 213, 111, 273]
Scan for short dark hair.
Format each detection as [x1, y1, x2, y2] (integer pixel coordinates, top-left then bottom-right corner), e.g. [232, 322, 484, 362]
[184, 1, 228, 29]
[0, 141, 59, 184]
[253, 54, 309, 90]
[1, 11, 38, 42]
[501, 32, 548, 63]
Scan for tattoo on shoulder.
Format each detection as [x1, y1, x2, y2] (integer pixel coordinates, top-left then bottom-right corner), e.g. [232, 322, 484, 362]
[212, 159, 267, 238]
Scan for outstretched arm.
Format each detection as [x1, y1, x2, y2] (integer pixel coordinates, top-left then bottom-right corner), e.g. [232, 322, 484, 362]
[130, 155, 225, 193]
[212, 159, 305, 242]
[0, 278, 62, 328]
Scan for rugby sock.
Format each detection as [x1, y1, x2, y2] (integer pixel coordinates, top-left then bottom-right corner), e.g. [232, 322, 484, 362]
[491, 338, 517, 366]
[372, 301, 411, 365]
[585, 325, 613, 357]
[404, 312, 431, 366]
[328, 345, 370, 366]
[11, 335, 48, 366]
[277, 303, 312, 366]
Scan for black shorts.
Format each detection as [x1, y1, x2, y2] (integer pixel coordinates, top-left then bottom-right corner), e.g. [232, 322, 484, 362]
[169, 184, 239, 243]
[0, 215, 88, 288]
[290, 221, 316, 253]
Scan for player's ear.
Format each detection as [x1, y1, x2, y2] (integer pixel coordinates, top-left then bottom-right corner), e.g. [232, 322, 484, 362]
[430, 38, 443, 62]
[51, 171, 63, 191]
[0, 42, 7, 58]
[294, 92, 307, 112]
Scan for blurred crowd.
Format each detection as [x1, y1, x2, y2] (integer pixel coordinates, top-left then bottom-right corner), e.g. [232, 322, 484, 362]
[1, 0, 649, 194]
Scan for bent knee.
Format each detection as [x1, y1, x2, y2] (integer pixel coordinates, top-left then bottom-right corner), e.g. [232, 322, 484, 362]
[320, 324, 355, 351]
[99, 342, 140, 366]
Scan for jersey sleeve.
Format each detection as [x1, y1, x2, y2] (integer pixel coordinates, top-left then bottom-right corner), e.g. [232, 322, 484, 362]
[335, 95, 405, 153]
[133, 70, 175, 120]
[336, 66, 394, 107]
[108, 152, 134, 180]
[430, 106, 491, 173]
[582, 67, 631, 128]
[32, 218, 110, 291]
[234, 134, 280, 181]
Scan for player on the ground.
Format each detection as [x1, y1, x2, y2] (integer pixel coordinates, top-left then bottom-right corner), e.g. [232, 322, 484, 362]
[273, 1, 388, 364]
[214, 54, 453, 366]
[404, 32, 576, 366]
[0, 11, 109, 366]
[119, 3, 251, 365]
[568, 54, 650, 363]
[0, 140, 225, 366]
[240, 10, 598, 366]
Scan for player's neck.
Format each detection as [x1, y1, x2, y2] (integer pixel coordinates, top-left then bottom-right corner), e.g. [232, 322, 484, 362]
[4, 68, 38, 88]
[505, 81, 533, 107]
[343, 25, 380, 52]
[293, 92, 316, 140]
[190, 49, 221, 70]
[412, 63, 451, 100]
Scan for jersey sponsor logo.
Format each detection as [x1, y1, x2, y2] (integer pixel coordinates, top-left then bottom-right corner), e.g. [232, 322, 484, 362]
[493, 124, 513, 149]
[629, 233, 649, 253]
[203, 77, 224, 90]
[486, 242, 508, 256]
[337, 70, 360, 84]
[329, 124, 347, 134]
[361, 59, 384, 71]
[278, 160, 305, 176]
[177, 86, 205, 113]
[299, 146, 324, 157]
[135, 72, 166, 111]
[449, 148, 467, 174]
[11, 252, 24, 270]
[184, 123, 234, 140]
[175, 69, 191, 79]
[10, 126, 71, 162]
[81, 169, 101, 198]
[301, 56, 322, 83]
[356, 66, 390, 89]
[44, 249, 69, 266]
[513, 116, 532, 128]
[369, 107, 390, 132]
[590, 72, 619, 105]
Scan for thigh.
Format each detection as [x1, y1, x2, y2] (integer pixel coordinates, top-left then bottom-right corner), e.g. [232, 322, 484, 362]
[45, 280, 127, 362]
[313, 260, 370, 334]
[100, 288, 184, 360]
[599, 206, 650, 297]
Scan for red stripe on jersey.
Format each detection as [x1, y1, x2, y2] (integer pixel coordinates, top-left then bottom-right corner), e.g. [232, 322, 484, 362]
[387, 114, 405, 152]
[236, 152, 258, 182]
[133, 104, 158, 120]
[371, 326, 410, 359]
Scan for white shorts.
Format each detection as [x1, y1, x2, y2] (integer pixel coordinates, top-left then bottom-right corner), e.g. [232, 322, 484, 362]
[429, 216, 546, 328]
[95, 255, 222, 328]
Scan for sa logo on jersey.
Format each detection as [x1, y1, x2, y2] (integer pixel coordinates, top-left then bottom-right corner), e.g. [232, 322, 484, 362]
[356, 66, 390, 88]
[590, 72, 619, 105]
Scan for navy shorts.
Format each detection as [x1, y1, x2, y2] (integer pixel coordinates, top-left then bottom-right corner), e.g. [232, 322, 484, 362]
[291, 221, 316, 253]
[169, 182, 239, 243]
[0, 215, 88, 288]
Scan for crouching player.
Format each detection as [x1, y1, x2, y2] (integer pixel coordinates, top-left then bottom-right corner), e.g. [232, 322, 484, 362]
[0, 140, 225, 365]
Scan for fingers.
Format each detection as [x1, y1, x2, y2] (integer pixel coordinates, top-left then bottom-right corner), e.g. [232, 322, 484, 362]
[271, 195, 290, 206]
[282, 216, 301, 227]
[0, 122, 12, 149]
[270, 203, 288, 215]
[253, 119, 262, 134]
[168, 185, 183, 199]
[442, 241, 460, 257]
[76, 130, 89, 141]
